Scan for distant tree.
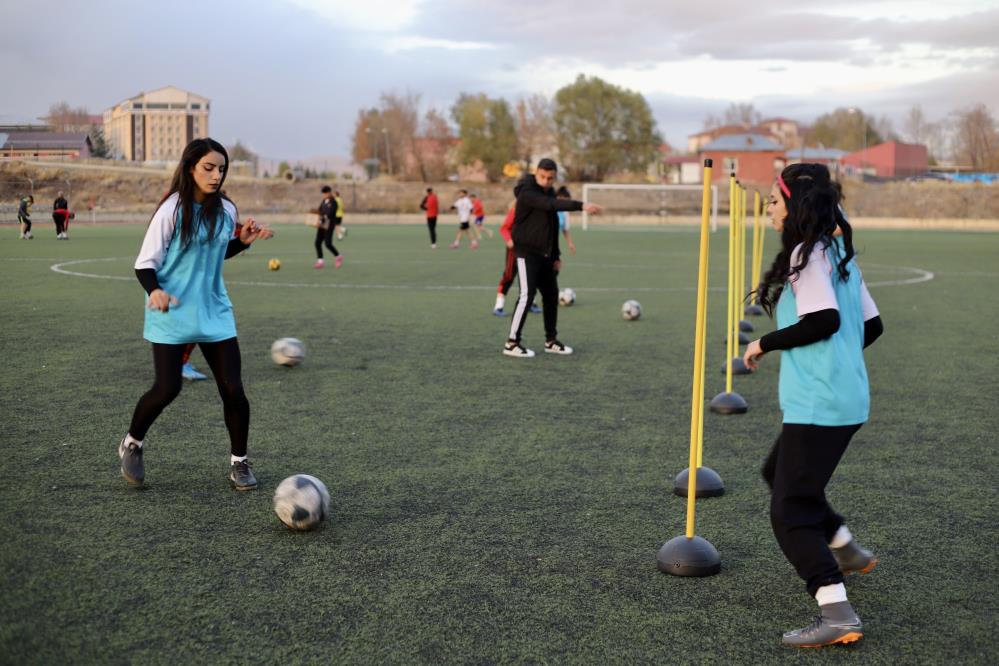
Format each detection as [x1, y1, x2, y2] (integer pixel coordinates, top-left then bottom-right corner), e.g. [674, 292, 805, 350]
[552, 75, 661, 181]
[350, 108, 382, 167]
[277, 161, 291, 178]
[515, 94, 554, 170]
[414, 108, 455, 182]
[702, 113, 722, 131]
[723, 102, 762, 128]
[951, 104, 999, 170]
[45, 101, 93, 132]
[379, 91, 421, 178]
[88, 125, 109, 158]
[451, 93, 517, 182]
[809, 108, 883, 151]
[229, 140, 257, 163]
[903, 106, 930, 144]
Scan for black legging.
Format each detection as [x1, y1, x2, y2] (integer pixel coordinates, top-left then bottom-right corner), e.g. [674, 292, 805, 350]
[129, 338, 250, 456]
[426, 216, 437, 244]
[315, 224, 339, 258]
[762, 423, 862, 596]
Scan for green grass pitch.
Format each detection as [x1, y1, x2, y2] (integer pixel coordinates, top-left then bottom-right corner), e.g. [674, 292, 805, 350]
[1, 222, 997, 664]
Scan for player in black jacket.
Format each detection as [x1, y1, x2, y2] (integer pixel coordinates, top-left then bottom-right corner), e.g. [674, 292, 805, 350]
[504, 158, 602, 358]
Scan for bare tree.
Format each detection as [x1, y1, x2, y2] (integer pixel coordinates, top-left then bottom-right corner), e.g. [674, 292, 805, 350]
[515, 94, 554, 169]
[903, 106, 929, 144]
[701, 113, 722, 131]
[413, 108, 455, 182]
[951, 104, 999, 170]
[723, 103, 762, 128]
[45, 101, 94, 132]
[379, 91, 421, 178]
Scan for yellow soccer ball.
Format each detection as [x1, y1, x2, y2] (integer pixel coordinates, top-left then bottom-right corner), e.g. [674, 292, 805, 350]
[268, 258, 281, 271]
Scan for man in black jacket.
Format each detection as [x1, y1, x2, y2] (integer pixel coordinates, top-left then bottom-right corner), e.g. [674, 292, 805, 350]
[504, 158, 602, 358]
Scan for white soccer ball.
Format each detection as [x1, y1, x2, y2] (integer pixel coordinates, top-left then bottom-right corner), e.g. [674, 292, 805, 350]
[559, 288, 576, 306]
[271, 337, 305, 367]
[273, 474, 330, 531]
[622, 299, 642, 320]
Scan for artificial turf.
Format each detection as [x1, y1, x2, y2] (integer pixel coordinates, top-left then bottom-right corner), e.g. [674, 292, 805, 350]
[1, 222, 997, 664]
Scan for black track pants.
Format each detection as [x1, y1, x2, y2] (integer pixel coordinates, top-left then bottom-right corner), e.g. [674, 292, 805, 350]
[508, 254, 559, 342]
[426, 217, 437, 244]
[315, 224, 339, 258]
[762, 422, 862, 597]
[129, 338, 250, 456]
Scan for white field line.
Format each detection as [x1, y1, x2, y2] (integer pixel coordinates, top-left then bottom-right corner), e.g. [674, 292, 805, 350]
[50, 257, 935, 292]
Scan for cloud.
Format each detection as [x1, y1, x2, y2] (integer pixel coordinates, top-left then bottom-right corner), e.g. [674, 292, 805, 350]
[382, 36, 499, 53]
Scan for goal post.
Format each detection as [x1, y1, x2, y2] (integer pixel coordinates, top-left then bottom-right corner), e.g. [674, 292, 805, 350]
[581, 183, 719, 232]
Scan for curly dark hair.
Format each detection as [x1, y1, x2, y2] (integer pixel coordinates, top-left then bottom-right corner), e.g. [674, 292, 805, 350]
[752, 163, 854, 316]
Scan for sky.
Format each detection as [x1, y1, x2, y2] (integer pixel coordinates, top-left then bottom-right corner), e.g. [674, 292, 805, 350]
[2, 0, 998, 164]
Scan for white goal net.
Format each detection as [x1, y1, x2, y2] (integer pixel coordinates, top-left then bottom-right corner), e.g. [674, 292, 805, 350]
[580, 183, 719, 231]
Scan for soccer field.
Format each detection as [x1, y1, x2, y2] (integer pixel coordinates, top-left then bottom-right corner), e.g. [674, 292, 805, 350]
[1, 223, 997, 664]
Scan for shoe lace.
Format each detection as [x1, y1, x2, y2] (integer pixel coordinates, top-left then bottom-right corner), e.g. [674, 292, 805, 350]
[799, 616, 823, 636]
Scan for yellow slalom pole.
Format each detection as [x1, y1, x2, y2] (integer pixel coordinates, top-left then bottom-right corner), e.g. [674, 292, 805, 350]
[751, 191, 762, 303]
[725, 175, 736, 394]
[756, 195, 766, 298]
[740, 187, 748, 313]
[685, 159, 713, 539]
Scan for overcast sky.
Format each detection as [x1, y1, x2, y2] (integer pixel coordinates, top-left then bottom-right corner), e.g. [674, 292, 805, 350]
[2, 0, 998, 163]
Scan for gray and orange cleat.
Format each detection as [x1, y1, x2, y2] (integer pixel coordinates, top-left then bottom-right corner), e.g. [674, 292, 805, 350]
[229, 460, 258, 491]
[118, 437, 145, 487]
[783, 602, 863, 648]
[833, 540, 878, 575]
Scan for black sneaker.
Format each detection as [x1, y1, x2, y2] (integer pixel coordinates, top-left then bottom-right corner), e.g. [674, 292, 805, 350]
[544, 339, 574, 355]
[229, 460, 258, 491]
[503, 340, 535, 358]
[832, 540, 878, 575]
[118, 437, 144, 486]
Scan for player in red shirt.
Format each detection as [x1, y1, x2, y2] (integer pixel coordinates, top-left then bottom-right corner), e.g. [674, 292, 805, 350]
[470, 193, 493, 241]
[493, 200, 539, 316]
[420, 187, 439, 248]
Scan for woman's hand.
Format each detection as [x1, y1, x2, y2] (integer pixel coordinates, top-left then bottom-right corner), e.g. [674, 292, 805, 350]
[147, 289, 179, 312]
[744, 338, 765, 370]
[239, 216, 273, 244]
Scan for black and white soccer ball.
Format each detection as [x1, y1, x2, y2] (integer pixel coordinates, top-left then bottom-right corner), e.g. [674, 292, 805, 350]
[558, 288, 576, 306]
[273, 474, 330, 531]
[622, 299, 642, 320]
[271, 337, 305, 367]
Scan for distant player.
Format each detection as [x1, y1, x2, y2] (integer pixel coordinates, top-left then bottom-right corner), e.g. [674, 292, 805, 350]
[744, 163, 883, 648]
[493, 199, 539, 317]
[313, 185, 342, 269]
[449, 189, 477, 249]
[503, 158, 602, 357]
[119, 138, 273, 491]
[555, 186, 577, 255]
[470, 192, 493, 240]
[334, 189, 347, 240]
[181, 343, 208, 381]
[53, 191, 71, 240]
[18, 195, 33, 239]
[420, 187, 439, 248]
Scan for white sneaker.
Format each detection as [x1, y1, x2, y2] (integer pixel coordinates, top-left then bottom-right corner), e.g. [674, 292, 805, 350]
[544, 340, 573, 355]
[503, 341, 535, 358]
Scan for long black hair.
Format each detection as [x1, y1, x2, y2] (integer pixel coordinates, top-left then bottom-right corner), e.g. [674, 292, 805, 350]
[752, 163, 854, 316]
[154, 138, 232, 248]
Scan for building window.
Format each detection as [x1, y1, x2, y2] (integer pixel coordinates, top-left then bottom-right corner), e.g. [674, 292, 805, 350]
[147, 103, 168, 109]
[133, 103, 143, 109]
[191, 104, 201, 110]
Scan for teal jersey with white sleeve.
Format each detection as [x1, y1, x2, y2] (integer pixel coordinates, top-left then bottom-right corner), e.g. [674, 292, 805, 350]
[135, 193, 239, 344]
[776, 238, 878, 426]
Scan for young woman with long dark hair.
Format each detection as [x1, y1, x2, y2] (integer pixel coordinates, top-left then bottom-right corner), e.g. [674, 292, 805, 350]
[744, 163, 884, 647]
[119, 138, 273, 491]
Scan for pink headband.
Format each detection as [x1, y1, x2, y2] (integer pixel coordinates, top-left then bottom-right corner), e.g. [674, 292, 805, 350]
[777, 174, 791, 199]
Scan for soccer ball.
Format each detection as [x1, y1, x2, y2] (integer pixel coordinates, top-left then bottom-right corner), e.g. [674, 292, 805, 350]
[622, 299, 642, 320]
[268, 258, 281, 271]
[559, 288, 576, 306]
[273, 474, 330, 531]
[271, 337, 305, 367]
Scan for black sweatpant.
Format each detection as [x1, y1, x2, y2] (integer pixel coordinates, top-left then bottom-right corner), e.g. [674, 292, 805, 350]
[53, 213, 66, 235]
[508, 254, 559, 343]
[19, 215, 31, 233]
[426, 217, 437, 244]
[315, 224, 339, 258]
[129, 338, 250, 456]
[762, 422, 862, 597]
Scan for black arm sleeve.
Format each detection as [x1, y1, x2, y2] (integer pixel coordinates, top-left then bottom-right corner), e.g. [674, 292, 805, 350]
[225, 238, 249, 259]
[516, 189, 584, 213]
[863, 315, 883, 349]
[135, 268, 161, 295]
[759, 308, 840, 353]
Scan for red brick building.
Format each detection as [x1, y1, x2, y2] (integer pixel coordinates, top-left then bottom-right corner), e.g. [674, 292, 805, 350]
[840, 141, 928, 178]
[699, 133, 785, 185]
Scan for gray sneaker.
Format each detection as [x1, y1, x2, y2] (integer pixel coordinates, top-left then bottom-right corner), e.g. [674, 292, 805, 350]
[783, 602, 863, 648]
[118, 437, 144, 486]
[832, 540, 878, 575]
[229, 460, 258, 491]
